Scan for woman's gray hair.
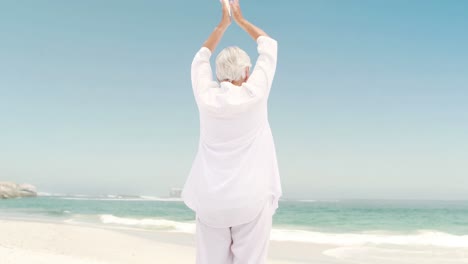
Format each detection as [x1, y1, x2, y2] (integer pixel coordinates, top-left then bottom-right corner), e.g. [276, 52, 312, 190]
[215, 46, 252, 83]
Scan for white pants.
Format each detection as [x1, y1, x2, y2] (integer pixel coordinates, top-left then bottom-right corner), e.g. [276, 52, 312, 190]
[195, 198, 274, 264]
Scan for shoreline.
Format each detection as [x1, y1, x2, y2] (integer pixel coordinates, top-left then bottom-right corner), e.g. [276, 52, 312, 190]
[2, 207, 468, 264]
[0, 217, 339, 264]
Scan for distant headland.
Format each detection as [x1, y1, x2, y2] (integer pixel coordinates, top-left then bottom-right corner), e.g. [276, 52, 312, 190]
[0, 182, 37, 199]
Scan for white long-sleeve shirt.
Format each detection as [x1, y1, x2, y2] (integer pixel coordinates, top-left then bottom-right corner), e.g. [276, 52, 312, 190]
[181, 36, 282, 228]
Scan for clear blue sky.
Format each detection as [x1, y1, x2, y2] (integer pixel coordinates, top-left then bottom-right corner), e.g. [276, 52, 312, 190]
[1, 0, 467, 199]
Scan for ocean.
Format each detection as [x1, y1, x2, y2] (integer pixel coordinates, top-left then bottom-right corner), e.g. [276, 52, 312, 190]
[1, 194, 468, 263]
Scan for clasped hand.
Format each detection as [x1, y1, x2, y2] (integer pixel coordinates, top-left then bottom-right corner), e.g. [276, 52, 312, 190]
[220, 0, 244, 28]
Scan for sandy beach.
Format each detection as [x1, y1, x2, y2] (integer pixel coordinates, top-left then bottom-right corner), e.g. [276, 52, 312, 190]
[0, 218, 338, 264]
[2, 198, 468, 264]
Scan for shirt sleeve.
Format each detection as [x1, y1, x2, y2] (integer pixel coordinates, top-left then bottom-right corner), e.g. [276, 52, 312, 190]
[244, 36, 278, 98]
[191, 47, 216, 100]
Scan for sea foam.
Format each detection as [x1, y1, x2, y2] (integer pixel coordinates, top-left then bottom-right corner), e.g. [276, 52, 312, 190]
[272, 228, 468, 248]
[99, 214, 195, 234]
[95, 214, 468, 248]
[59, 196, 182, 202]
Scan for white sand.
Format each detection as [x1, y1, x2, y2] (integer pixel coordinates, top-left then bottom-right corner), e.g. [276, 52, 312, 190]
[0, 219, 327, 264]
[0, 219, 195, 264]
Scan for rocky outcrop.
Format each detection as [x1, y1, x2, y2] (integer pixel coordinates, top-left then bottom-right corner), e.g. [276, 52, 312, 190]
[0, 182, 37, 199]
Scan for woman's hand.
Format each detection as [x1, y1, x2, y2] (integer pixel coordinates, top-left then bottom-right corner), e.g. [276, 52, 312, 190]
[230, 0, 245, 24]
[230, 0, 269, 40]
[220, 0, 232, 28]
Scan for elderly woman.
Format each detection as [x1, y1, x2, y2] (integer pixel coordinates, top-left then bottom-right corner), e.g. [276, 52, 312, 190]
[181, 0, 282, 263]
